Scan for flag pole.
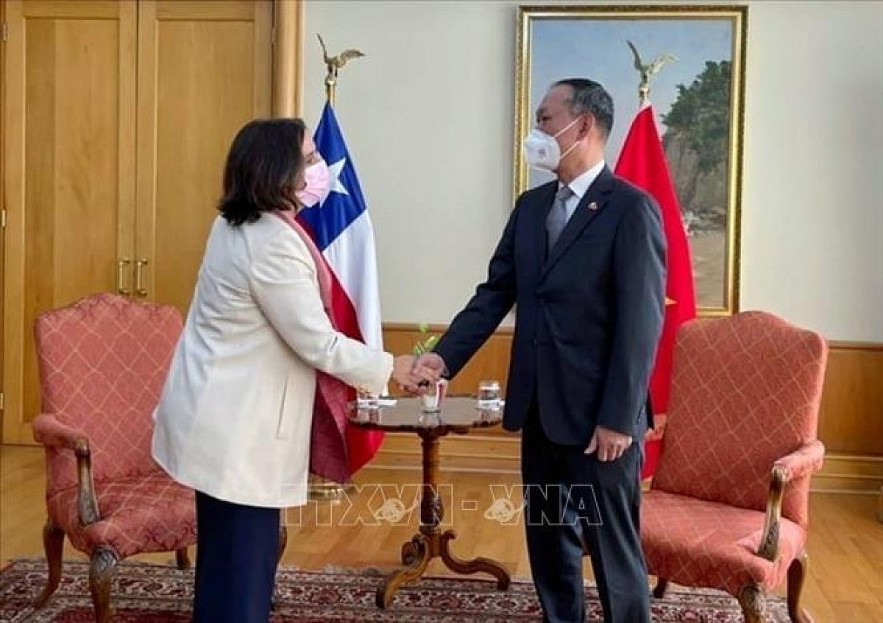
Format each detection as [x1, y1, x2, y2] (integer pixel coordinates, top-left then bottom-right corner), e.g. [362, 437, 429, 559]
[627, 41, 677, 309]
[618, 42, 695, 480]
[308, 34, 366, 501]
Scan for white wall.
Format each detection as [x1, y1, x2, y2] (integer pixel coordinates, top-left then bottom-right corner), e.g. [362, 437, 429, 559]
[302, 0, 883, 342]
[739, 1, 883, 342]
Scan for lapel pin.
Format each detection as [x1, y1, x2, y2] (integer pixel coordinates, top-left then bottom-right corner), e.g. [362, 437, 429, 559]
[588, 201, 598, 211]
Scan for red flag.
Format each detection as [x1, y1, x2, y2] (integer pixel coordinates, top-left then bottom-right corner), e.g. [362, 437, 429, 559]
[614, 105, 697, 479]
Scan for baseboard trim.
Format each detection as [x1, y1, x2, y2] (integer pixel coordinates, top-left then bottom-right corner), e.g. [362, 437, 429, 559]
[812, 454, 883, 493]
[369, 435, 883, 493]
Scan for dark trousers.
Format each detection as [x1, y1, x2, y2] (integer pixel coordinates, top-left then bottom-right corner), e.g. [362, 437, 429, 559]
[193, 491, 280, 623]
[522, 408, 650, 623]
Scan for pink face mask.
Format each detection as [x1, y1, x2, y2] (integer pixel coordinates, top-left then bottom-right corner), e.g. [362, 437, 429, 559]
[295, 160, 331, 208]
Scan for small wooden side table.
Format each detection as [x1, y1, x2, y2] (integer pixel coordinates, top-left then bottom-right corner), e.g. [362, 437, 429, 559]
[348, 396, 511, 608]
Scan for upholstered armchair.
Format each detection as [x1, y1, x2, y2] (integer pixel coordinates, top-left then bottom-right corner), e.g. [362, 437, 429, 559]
[641, 311, 828, 623]
[31, 293, 197, 623]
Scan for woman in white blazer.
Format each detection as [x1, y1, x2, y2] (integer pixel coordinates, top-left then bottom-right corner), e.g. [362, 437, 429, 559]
[151, 118, 415, 622]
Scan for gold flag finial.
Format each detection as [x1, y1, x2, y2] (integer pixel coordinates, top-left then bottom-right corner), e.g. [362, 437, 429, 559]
[626, 41, 678, 106]
[317, 34, 365, 107]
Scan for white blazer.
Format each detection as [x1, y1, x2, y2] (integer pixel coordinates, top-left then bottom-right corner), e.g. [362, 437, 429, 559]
[152, 215, 392, 508]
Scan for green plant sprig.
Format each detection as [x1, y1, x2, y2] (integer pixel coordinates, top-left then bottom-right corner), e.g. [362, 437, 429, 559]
[413, 323, 439, 356]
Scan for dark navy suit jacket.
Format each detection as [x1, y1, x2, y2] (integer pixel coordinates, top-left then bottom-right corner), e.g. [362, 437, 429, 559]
[433, 166, 666, 445]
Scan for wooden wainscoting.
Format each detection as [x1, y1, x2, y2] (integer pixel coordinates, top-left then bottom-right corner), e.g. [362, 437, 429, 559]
[815, 342, 883, 492]
[817, 343, 883, 455]
[382, 323, 514, 399]
[380, 326, 883, 492]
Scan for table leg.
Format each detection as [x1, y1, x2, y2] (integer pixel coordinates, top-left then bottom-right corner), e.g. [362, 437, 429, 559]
[378, 429, 510, 609]
[376, 534, 431, 608]
[439, 529, 511, 589]
[401, 535, 421, 565]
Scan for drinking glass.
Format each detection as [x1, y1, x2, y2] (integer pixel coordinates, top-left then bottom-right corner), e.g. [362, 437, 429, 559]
[477, 380, 501, 411]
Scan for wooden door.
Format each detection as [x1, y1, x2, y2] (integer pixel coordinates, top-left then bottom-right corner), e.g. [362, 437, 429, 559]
[1, 0, 137, 444]
[134, 0, 272, 314]
[1, 0, 7, 432]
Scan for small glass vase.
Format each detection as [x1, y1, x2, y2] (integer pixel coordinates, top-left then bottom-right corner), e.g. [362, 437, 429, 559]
[419, 379, 448, 414]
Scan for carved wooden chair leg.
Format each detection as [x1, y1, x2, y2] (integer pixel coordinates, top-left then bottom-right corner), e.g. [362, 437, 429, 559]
[175, 547, 191, 570]
[33, 520, 64, 608]
[787, 551, 811, 623]
[89, 548, 120, 623]
[652, 577, 669, 599]
[737, 584, 767, 623]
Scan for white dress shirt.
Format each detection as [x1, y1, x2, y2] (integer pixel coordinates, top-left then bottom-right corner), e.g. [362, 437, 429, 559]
[558, 160, 606, 222]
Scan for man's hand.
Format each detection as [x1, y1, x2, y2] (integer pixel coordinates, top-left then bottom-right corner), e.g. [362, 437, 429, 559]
[585, 425, 633, 462]
[407, 352, 447, 393]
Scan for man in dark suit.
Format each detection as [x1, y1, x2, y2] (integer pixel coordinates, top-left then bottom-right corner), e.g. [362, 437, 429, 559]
[412, 78, 665, 622]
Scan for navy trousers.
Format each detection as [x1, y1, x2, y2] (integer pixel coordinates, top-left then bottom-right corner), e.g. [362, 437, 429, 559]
[522, 408, 650, 623]
[192, 491, 280, 623]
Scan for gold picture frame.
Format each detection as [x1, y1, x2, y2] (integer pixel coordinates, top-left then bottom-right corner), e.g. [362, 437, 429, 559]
[514, 5, 747, 315]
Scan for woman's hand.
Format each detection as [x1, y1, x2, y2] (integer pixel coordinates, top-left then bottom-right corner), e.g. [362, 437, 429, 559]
[391, 355, 418, 389]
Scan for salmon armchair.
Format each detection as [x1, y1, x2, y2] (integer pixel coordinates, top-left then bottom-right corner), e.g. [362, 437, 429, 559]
[31, 293, 197, 623]
[641, 311, 828, 623]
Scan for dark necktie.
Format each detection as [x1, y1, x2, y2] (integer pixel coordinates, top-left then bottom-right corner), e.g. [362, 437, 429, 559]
[546, 185, 574, 251]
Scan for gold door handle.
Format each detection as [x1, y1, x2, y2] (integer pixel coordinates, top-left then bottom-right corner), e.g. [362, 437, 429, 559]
[135, 258, 149, 297]
[116, 258, 132, 295]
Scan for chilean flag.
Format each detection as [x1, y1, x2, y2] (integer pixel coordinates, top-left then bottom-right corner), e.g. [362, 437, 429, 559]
[614, 105, 697, 479]
[297, 102, 384, 476]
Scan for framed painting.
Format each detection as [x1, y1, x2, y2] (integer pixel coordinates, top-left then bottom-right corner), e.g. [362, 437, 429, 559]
[514, 5, 747, 314]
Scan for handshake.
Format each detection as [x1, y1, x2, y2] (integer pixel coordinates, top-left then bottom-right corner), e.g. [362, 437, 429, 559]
[391, 353, 447, 395]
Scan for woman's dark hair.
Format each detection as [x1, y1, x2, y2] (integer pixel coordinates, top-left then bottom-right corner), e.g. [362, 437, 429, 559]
[218, 118, 307, 226]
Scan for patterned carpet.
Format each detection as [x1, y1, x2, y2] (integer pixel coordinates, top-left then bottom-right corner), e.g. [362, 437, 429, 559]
[1, 559, 791, 622]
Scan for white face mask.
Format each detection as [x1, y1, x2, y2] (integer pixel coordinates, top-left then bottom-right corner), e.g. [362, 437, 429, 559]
[522, 115, 583, 172]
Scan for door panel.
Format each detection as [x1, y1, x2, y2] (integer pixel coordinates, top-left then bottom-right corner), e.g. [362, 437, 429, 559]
[2, 1, 136, 443]
[1, 0, 272, 444]
[1, 0, 6, 435]
[135, 0, 272, 315]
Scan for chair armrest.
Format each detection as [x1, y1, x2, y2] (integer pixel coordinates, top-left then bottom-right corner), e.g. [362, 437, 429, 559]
[32, 414, 101, 526]
[757, 440, 826, 561]
[774, 439, 825, 482]
[32, 413, 87, 450]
